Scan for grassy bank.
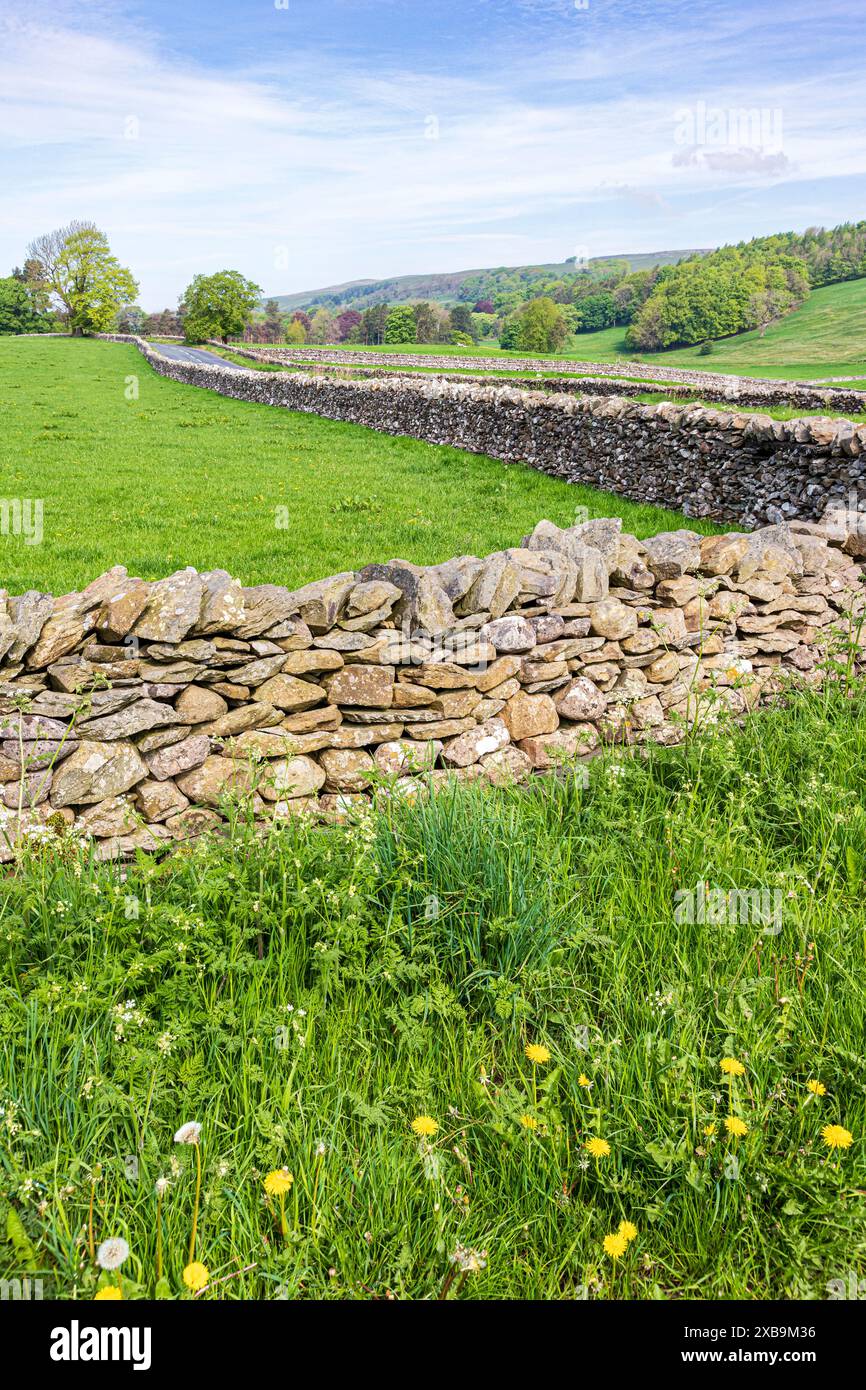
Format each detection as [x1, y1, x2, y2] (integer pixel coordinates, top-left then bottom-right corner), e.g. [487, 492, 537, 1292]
[0, 337, 719, 596]
[1, 685, 864, 1299]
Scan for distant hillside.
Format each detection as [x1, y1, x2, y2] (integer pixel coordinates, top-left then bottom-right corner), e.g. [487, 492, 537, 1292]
[269, 249, 712, 312]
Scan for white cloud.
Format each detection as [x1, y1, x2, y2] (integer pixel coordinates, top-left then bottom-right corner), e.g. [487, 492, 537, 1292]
[0, 1, 864, 303]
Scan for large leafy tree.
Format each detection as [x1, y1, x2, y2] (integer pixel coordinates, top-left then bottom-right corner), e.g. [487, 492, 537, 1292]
[0, 275, 53, 333]
[501, 296, 568, 353]
[384, 305, 416, 343]
[27, 221, 138, 335]
[182, 270, 263, 343]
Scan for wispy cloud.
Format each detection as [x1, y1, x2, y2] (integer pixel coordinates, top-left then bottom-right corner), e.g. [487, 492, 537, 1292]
[0, 0, 863, 304]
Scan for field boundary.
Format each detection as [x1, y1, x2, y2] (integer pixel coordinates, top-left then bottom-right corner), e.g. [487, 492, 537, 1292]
[2, 495, 865, 861]
[100, 335, 866, 527]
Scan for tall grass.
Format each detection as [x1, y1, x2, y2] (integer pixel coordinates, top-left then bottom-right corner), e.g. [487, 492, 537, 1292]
[1, 687, 864, 1299]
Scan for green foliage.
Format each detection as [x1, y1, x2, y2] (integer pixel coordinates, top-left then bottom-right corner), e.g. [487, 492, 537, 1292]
[384, 305, 417, 343]
[626, 248, 810, 350]
[0, 276, 54, 335]
[27, 222, 139, 336]
[0, 336, 714, 595]
[501, 296, 569, 353]
[182, 270, 263, 344]
[1, 686, 865, 1298]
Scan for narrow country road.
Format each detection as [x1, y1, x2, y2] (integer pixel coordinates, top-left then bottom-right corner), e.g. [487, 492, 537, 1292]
[148, 342, 249, 372]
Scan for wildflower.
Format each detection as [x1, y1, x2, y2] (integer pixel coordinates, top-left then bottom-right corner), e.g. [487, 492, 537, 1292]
[821, 1124, 853, 1150]
[724, 1115, 748, 1137]
[183, 1261, 209, 1291]
[174, 1121, 202, 1145]
[450, 1244, 488, 1274]
[807, 1080, 827, 1096]
[525, 1043, 551, 1065]
[585, 1136, 611, 1158]
[519, 1114, 539, 1130]
[263, 1169, 295, 1196]
[94, 1286, 123, 1300]
[618, 1220, 638, 1243]
[411, 1115, 438, 1138]
[603, 1232, 628, 1259]
[96, 1237, 129, 1271]
[578, 1074, 591, 1088]
[720, 1058, 745, 1077]
[479, 1066, 490, 1086]
[704, 1123, 717, 1136]
[155, 1176, 170, 1195]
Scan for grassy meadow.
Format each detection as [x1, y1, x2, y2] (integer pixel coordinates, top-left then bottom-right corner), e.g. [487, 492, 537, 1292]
[1, 332, 864, 1303]
[1, 684, 864, 1300]
[0, 336, 720, 597]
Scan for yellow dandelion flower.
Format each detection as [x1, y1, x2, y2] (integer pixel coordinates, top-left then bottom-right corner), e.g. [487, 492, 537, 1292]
[182, 1261, 209, 1292]
[821, 1124, 853, 1150]
[578, 1074, 591, 1088]
[807, 1080, 826, 1097]
[263, 1168, 294, 1196]
[720, 1058, 745, 1076]
[603, 1232, 628, 1259]
[703, 1123, 717, 1136]
[585, 1136, 611, 1158]
[525, 1043, 551, 1065]
[94, 1286, 123, 1300]
[724, 1115, 748, 1137]
[618, 1220, 638, 1243]
[519, 1114, 539, 1130]
[410, 1115, 438, 1138]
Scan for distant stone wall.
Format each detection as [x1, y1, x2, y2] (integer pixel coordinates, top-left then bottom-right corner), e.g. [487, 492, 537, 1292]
[229, 341, 866, 405]
[2, 506, 865, 861]
[101, 335, 865, 528]
[215, 344, 866, 414]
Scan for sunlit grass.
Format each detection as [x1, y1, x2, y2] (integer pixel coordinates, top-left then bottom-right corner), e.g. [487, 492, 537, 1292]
[1, 686, 864, 1299]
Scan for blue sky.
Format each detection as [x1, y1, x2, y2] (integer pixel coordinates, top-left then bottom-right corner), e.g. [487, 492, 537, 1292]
[1, 0, 864, 306]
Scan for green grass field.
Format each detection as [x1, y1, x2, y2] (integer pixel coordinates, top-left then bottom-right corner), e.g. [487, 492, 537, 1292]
[252, 279, 866, 382]
[1, 331, 863, 1304]
[0, 336, 720, 596]
[2, 685, 864, 1300]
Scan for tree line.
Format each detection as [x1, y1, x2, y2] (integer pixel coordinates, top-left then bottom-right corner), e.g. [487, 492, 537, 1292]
[3, 219, 864, 354]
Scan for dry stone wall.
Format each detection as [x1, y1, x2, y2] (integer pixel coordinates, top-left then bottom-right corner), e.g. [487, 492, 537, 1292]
[3, 506, 865, 861]
[220, 342, 866, 416]
[102, 335, 865, 527]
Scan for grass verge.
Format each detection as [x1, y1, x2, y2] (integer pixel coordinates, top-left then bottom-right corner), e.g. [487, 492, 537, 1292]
[1, 685, 864, 1299]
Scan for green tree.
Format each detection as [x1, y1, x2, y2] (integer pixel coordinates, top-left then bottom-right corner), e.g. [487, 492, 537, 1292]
[182, 270, 263, 343]
[413, 301, 438, 343]
[307, 307, 335, 344]
[449, 304, 475, 340]
[502, 296, 568, 353]
[0, 276, 54, 334]
[384, 305, 416, 343]
[284, 318, 306, 344]
[27, 221, 139, 336]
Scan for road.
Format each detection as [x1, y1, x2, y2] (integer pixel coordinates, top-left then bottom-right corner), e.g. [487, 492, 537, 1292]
[148, 342, 249, 372]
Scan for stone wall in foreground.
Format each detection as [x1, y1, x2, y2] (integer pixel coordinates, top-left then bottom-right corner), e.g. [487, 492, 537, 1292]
[102, 335, 865, 527]
[2, 508, 865, 860]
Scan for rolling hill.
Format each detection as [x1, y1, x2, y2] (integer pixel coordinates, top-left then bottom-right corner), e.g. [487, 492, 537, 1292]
[557, 277, 866, 379]
[268, 248, 712, 312]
